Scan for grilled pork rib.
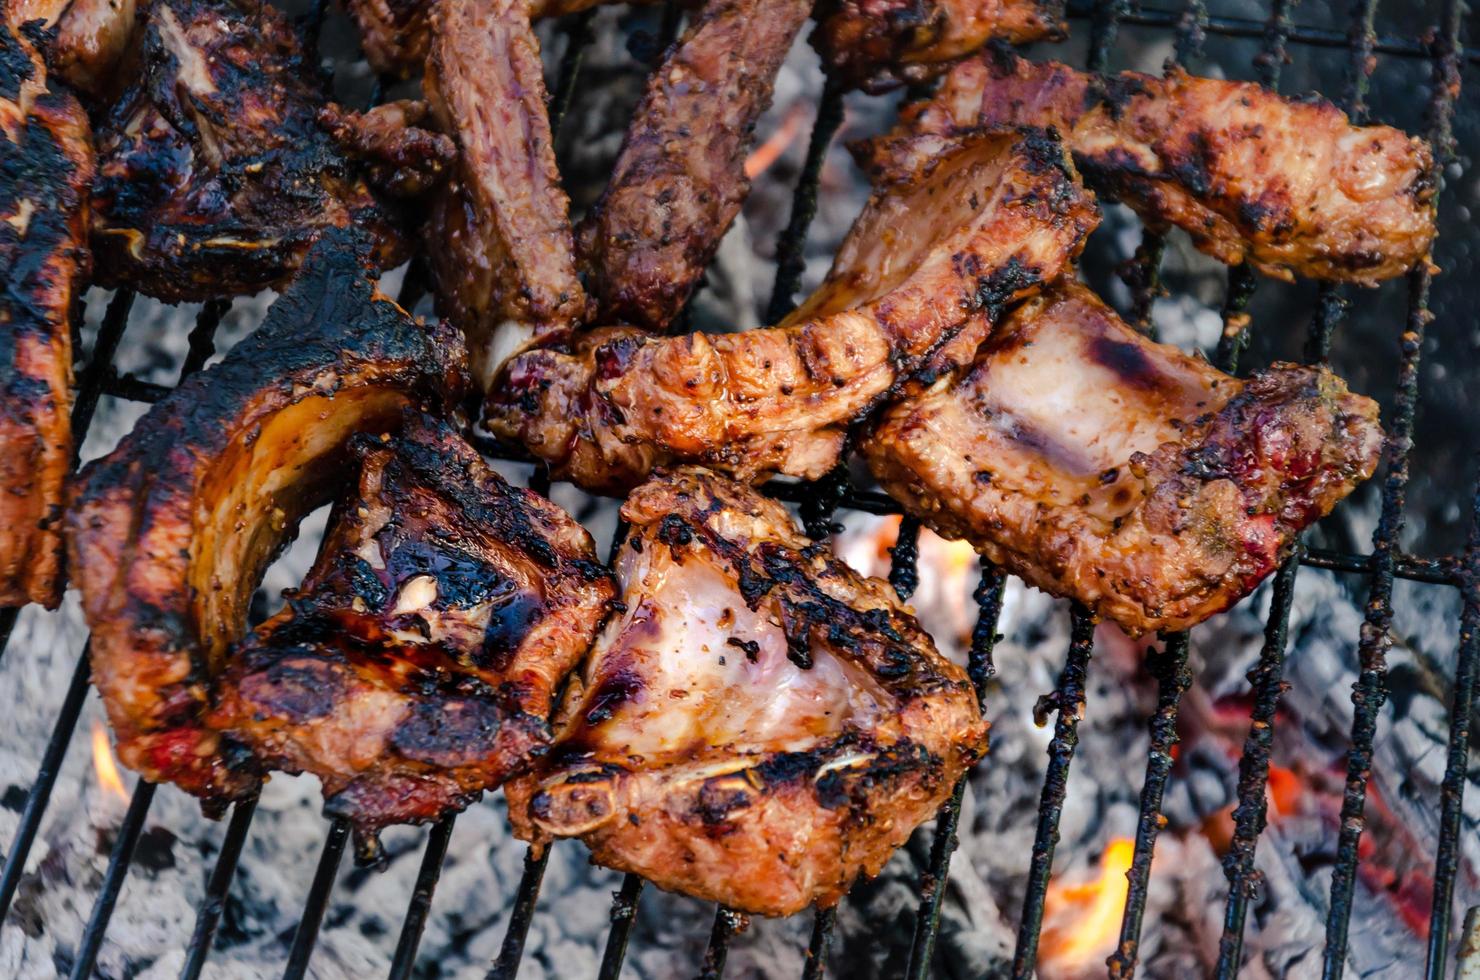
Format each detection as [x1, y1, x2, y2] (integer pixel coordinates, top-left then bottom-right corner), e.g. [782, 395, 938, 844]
[506, 468, 988, 916]
[213, 411, 613, 849]
[0, 21, 92, 609]
[578, 0, 813, 332]
[425, 0, 587, 392]
[89, 0, 411, 301]
[863, 282, 1384, 635]
[485, 129, 1098, 493]
[858, 51, 1436, 284]
[814, 0, 1064, 92]
[69, 232, 467, 810]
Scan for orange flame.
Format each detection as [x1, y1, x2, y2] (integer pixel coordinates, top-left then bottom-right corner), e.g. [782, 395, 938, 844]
[91, 719, 129, 803]
[1041, 838, 1136, 974]
[744, 102, 809, 180]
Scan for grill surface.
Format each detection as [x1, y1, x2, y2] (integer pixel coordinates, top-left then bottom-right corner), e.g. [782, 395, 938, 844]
[0, 0, 1475, 977]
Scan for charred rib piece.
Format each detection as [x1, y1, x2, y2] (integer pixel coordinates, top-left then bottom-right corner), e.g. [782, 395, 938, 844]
[9, 0, 139, 101]
[89, 0, 410, 301]
[69, 231, 467, 809]
[859, 52, 1437, 284]
[863, 283, 1383, 635]
[814, 0, 1064, 92]
[506, 468, 988, 916]
[212, 411, 613, 849]
[425, 0, 587, 391]
[0, 22, 92, 609]
[578, 0, 813, 331]
[485, 129, 1098, 493]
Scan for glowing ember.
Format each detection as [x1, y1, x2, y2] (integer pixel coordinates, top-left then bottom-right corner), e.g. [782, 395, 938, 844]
[91, 719, 129, 803]
[744, 102, 808, 179]
[1040, 838, 1136, 976]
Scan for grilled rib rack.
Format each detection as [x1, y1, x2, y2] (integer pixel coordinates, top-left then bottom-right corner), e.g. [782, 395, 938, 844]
[0, 0, 1475, 976]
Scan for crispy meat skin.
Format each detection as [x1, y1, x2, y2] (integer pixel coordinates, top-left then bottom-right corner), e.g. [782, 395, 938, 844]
[0, 23, 92, 608]
[860, 53, 1437, 284]
[425, 0, 586, 392]
[814, 0, 1064, 92]
[863, 283, 1383, 635]
[506, 468, 987, 916]
[68, 232, 468, 809]
[212, 412, 613, 844]
[89, 0, 405, 302]
[578, 0, 813, 331]
[318, 100, 456, 199]
[485, 129, 1098, 493]
[9, 0, 138, 100]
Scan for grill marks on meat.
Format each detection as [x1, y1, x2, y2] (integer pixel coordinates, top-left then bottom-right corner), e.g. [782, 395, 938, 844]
[506, 468, 987, 916]
[68, 231, 468, 809]
[89, 0, 407, 302]
[425, 0, 587, 392]
[212, 411, 613, 847]
[862, 283, 1383, 635]
[814, 0, 1064, 92]
[577, 0, 813, 332]
[485, 129, 1098, 493]
[860, 52, 1437, 284]
[0, 22, 92, 608]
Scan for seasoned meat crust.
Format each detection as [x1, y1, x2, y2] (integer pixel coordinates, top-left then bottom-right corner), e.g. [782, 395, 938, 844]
[485, 129, 1098, 493]
[506, 468, 988, 916]
[68, 231, 468, 810]
[9, 0, 139, 100]
[89, 0, 407, 302]
[0, 21, 92, 608]
[859, 51, 1437, 284]
[813, 0, 1064, 92]
[578, 0, 813, 332]
[212, 411, 613, 849]
[863, 282, 1384, 635]
[425, 0, 587, 392]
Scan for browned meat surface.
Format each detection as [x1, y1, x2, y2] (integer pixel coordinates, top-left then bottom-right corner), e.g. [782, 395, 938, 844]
[485, 129, 1098, 493]
[425, 0, 587, 392]
[859, 51, 1437, 284]
[862, 283, 1384, 635]
[89, 0, 408, 302]
[0, 22, 92, 609]
[9, 0, 139, 100]
[577, 0, 813, 331]
[814, 0, 1063, 92]
[346, 0, 661, 77]
[68, 232, 468, 811]
[212, 411, 613, 850]
[506, 468, 987, 916]
[318, 99, 456, 198]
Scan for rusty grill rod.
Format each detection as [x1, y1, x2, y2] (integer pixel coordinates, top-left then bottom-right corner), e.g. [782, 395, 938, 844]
[0, 1, 1473, 978]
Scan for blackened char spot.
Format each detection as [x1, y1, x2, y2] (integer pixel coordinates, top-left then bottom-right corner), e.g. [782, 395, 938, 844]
[390, 698, 502, 767]
[1088, 334, 1166, 392]
[478, 588, 545, 670]
[696, 779, 752, 825]
[583, 667, 643, 726]
[243, 658, 343, 722]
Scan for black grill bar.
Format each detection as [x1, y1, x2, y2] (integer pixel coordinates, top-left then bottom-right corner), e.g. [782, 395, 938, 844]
[597, 873, 646, 980]
[1010, 606, 1097, 978]
[388, 814, 457, 980]
[801, 905, 836, 980]
[182, 794, 260, 980]
[283, 817, 350, 980]
[697, 906, 746, 980]
[68, 780, 158, 980]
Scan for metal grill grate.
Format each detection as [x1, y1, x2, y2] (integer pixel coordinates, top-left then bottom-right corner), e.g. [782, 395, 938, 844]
[0, 0, 1475, 977]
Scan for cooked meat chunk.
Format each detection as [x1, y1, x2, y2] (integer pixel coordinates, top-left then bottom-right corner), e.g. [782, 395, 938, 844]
[0, 22, 92, 608]
[425, 0, 587, 392]
[858, 51, 1436, 284]
[8, 0, 139, 100]
[318, 100, 456, 198]
[506, 468, 988, 916]
[212, 411, 613, 849]
[578, 0, 813, 331]
[346, 0, 659, 77]
[68, 231, 468, 810]
[89, 0, 408, 302]
[862, 282, 1384, 635]
[814, 0, 1063, 92]
[485, 129, 1097, 493]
